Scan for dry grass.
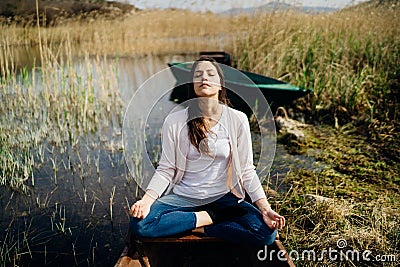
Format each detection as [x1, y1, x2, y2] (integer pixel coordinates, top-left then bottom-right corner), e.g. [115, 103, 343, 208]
[275, 187, 400, 266]
[2, 3, 398, 122]
[234, 4, 399, 124]
[268, 124, 400, 266]
[0, 9, 246, 59]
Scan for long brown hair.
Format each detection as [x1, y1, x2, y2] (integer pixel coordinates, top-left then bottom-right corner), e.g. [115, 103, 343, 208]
[187, 57, 230, 153]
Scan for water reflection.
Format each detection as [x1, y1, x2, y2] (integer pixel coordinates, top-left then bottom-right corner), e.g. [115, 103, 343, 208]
[117, 54, 192, 105]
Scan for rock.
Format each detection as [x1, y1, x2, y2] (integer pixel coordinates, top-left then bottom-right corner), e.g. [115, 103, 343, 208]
[275, 107, 309, 145]
[281, 128, 305, 143]
[262, 185, 279, 197]
[304, 194, 333, 204]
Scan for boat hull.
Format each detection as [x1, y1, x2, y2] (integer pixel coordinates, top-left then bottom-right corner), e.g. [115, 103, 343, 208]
[168, 62, 311, 115]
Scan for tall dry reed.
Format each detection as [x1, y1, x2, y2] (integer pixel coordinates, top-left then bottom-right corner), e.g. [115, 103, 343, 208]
[0, 34, 122, 193]
[0, 9, 247, 57]
[234, 4, 399, 123]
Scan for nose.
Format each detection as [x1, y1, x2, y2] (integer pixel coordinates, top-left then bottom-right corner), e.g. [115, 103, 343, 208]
[201, 73, 209, 80]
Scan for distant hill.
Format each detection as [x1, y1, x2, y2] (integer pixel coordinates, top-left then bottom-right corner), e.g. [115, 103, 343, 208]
[220, 1, 338, 15]
[0, 0, 137, 26]
[340, 0, 399, 12]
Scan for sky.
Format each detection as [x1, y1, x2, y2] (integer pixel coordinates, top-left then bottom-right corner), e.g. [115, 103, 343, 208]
[122, 0, 370, 13]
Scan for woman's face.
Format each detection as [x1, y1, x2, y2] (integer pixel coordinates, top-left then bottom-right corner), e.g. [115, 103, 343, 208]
[192, 61, 221, 99]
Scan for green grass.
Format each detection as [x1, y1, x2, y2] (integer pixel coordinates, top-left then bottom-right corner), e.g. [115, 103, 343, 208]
[266, 124, 400, 266]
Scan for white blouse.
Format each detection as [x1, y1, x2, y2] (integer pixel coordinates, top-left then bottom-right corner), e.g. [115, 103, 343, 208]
[173, 106, 230, 199]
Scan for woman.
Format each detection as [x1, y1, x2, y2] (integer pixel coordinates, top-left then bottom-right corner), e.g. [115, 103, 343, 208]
[130, 57, 285, 247]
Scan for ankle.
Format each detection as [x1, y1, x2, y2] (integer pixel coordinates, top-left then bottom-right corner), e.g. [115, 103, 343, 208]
[194, 211, 213, 227]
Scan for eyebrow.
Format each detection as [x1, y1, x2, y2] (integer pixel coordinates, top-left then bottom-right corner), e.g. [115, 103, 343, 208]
[195, 69, 216, 72]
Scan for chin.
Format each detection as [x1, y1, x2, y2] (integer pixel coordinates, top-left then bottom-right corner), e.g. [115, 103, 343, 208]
[195, 90, 217, 97]
[195, 91, 215, 97]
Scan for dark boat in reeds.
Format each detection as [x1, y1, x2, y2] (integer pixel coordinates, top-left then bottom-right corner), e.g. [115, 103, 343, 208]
[168, 52, 312, 115]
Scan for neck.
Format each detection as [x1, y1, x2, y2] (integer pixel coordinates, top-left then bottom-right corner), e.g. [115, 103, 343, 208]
[198, 98, 221, 117]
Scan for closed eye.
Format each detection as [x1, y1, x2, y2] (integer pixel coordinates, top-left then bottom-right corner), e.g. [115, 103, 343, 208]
[207, 70, 216, 76]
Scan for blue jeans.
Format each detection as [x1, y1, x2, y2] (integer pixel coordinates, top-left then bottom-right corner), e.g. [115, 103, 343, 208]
[130, 192, 277, 247]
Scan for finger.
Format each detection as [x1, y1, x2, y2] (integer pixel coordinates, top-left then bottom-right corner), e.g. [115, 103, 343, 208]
[130, 205, 136, 216]
[278, 218, 285, 229]
[138, 209, 143, 219]
[275, 221, 280, 229]
[276, 219, 282, 229]
[131, 202, 138, 212]
[133, 206, 140, 218]
[264, 215, 275, 229]
[136, 207, 143, 218]
[279, 218, 284, 227]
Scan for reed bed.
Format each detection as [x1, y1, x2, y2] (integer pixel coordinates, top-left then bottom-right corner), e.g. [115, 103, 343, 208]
[1, 37, 122, 184]
[0, 9, 247, 58]
[0, 33, 124, 264]
[2, 4, 398, 121]
[234, 3, 399, 124]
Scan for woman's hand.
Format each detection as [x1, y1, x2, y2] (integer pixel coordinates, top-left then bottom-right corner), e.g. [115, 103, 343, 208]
[130, 199, 152, 219]
[255, 198, 285, 230]
[130, 190, 158, 219]
[260, 206, 285, 230]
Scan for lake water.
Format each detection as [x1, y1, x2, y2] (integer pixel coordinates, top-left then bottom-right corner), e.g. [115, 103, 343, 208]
[0, 50, 316, 266]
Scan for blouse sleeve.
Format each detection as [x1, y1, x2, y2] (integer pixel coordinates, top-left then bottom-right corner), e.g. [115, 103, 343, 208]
[236, 112, 266, 202]
[146, 115, 177, 197]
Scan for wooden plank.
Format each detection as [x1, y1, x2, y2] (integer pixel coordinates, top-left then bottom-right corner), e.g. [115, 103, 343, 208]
[139, 234, 223, 243]
[274, 239, 296, 267]
[114, 244, 149, 267]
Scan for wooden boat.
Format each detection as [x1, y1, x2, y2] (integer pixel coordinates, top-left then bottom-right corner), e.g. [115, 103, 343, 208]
[115, 232, 295, 267]
[168, 52, 312, 115]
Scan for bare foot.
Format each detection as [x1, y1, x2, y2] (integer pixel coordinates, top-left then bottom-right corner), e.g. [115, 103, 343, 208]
[192, 227, 205, 234]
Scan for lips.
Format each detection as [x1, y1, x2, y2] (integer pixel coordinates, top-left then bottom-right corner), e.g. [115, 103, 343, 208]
[200, 82, 212, 87]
